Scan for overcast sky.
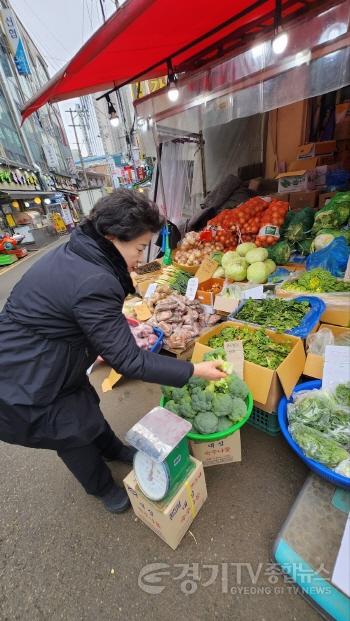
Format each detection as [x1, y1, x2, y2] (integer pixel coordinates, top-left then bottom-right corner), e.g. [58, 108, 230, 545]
[11, 0, 119, 149]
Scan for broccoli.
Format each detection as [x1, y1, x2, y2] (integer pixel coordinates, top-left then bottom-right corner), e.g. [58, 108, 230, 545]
[217, 417, 233, 432]
[182, 417, 193, 429]
[193, 412, 218, 434]
[177, 395, 195, 419]
[188, 376, 207, 391]
[165, 400, 180, 414]
[203, 348, 226, 362]
[212, 393, 234, 417]
[191, 387, 213, 413]
[206, 378, 230, 394]
[226, 374, 249, 400]
[227, 397, 247, 422]
[172, 386, 189, 401]
[161, 385, 174, 400]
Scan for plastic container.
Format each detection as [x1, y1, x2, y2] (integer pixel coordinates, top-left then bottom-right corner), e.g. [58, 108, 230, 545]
[127, 318, 164, 353]
[278, 380, 350, 489]
[160, 392, 253, 441]
[228, 295, 326, 339]
[248, 406, 280, 436]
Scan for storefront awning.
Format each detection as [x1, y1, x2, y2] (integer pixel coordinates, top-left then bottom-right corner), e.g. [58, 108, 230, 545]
[21, 0, 322, 121]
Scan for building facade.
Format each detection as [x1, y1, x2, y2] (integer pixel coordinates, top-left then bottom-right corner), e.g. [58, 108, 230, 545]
[0, 1, 80, 243]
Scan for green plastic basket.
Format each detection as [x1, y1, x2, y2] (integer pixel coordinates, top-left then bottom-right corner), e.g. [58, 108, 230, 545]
[160, 392, 253, 442]
[248, 406, 280, 436]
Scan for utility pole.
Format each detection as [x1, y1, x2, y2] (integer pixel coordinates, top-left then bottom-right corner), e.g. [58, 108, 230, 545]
[67, 108, 89, 189]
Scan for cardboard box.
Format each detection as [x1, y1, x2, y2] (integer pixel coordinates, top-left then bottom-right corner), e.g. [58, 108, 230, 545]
[289, 157, 319, 172]
[318, 192, 336, 209]
[269, 192, 290, 202]
[304, 324, 350, 379]
[189, 430, 241, 467]
[123, 458, 207, 550]
[276, 170, 315, 193]
[193, 324, 305, 412]
[296, 141, 336, 159]
[289, 191, 319, 211]
[195, 278, 224, 306]
[334, 103, 350, 141]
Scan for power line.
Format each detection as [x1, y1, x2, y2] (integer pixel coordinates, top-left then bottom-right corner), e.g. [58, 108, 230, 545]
[19, 0, 71, 54]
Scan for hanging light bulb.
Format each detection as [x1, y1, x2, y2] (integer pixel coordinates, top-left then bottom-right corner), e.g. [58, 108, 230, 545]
[168, 81, 179, 102]
[110, 115, 120, 128]
[272, 32, 288, 54]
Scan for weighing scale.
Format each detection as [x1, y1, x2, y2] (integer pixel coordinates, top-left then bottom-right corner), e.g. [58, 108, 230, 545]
[126, 407, 194, 501]
[273, 474, 350, 621]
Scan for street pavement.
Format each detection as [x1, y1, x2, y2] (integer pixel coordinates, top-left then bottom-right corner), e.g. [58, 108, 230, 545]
[0, 244, 321, 621]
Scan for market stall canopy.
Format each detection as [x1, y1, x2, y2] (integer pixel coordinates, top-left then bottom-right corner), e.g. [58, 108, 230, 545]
[21, 0, 322, 121]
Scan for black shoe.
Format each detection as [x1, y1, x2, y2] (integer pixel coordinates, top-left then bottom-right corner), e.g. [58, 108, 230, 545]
[104, 445, 137, 465]
[101, 484, 131, 513]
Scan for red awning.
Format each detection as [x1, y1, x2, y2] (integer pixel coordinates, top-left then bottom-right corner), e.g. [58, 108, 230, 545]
[21, 0, 321, 121]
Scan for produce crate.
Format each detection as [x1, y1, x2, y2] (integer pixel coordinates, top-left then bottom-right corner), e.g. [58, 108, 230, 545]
[247, 406, 280, 436]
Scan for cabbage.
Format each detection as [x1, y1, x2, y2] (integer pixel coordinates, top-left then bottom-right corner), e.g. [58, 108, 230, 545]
[311, 234, 335, 252]
[225, 261, 247, 281]
[264, 259, 276, 275]
[247, 262, 267, 284]
[222, 251, 240, 269]
[246, 248, 269, 264]
[213, 266, 225, 278]
[237, 242, 256, 257]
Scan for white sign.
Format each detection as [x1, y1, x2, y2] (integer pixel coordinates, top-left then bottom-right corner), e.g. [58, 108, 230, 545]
[43, 144, 59, 171]
[144, 283, 157, 299]
[241, 285, 266, 300]
[224, 341, 244, 379]
[185, 277, 199, 301]
[332, 514, 350, 597]
[322, 346, 350, 390]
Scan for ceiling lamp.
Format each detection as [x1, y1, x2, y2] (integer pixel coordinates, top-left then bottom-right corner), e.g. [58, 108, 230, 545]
[11, 200, 20, 209]
[33, 197, 41, 204]
[272, 0, 288, 55]
[44, 198, 51, 205]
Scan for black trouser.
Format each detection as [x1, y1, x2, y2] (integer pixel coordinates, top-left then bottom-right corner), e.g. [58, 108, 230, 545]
[57, 420, 123, 497]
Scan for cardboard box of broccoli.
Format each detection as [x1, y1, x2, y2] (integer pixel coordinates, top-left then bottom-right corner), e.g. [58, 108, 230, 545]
[161, 348, 253, 467]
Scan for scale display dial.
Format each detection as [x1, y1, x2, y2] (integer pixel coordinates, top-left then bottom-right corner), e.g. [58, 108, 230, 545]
[134, 451, 170, 501]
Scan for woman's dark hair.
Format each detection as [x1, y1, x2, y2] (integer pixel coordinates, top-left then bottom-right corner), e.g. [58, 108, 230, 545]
[88, 189, 164, 241]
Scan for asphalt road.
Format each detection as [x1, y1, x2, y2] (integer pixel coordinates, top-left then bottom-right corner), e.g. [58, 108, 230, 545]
[0, 244, 321, 621]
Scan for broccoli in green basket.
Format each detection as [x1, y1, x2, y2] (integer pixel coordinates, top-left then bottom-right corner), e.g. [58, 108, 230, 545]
[212, 393, 234, 417]
[191, 387, 213, 413]
[217, 417, 233, 432]
[193, 412, 218, 435]
[228, 397, 247, 423]
[226, 374, 249, 400]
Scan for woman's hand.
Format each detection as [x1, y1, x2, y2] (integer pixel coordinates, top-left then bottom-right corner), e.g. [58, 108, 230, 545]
[192, 360, 227, 381]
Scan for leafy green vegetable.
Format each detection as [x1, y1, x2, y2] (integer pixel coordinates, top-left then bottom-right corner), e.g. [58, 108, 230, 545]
[267, 241, 291, 265]
[290, 422, 349, 467]
[335, 382, 350, 408]
[283, 268, 350, 293]
[284, 208, 315, 243]
[193, 412, 218, 434]
[208, 326, 292, 369]
[236, 298, 309, 332]
[312, 192, 350, 232]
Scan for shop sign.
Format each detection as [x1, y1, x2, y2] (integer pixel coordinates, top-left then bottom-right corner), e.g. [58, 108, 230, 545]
[43, 144, 59, 171]
[1, 9, 31, 75]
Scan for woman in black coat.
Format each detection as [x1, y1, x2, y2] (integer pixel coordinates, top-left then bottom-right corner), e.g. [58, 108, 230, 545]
[0, 190, 225, 513]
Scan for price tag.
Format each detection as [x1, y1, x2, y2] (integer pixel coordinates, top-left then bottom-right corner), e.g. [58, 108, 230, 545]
[134, 301, 152, 321]
[185, 277, 199, 300]
[144, 283, 157, 299]
[224, 341, 244, 379]
[195, 257, 218, 283]
[322, 346, 350, 390]
[241, 285, 266, 300]
[344, 257, 350, 281]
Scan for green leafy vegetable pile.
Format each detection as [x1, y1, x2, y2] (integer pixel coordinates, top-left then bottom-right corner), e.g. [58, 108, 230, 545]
[288, 383, 350, 474]
[236, 298, 310, 332]
[283, 268, 350, 293]
[161, 352, 250, 435]
[207, 326, 292, 369]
